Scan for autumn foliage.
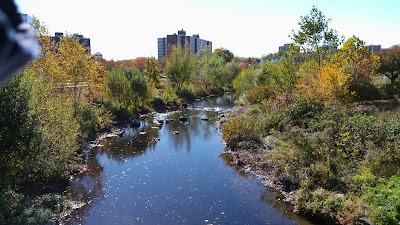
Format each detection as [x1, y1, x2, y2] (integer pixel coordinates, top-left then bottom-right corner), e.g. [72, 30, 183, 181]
[225, 7, 400, 225]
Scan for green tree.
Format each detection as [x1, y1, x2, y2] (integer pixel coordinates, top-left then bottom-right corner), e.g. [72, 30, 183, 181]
[125, 68, 149, 111]
[164, 44, 192, 90]
[144, 57, 161, 86]
[378, 47, 400, 94]
[291, 6, 342, 67]
[332, 36, 380, 100]
[213, 48, 234, 63]
[233, 67, 258, 102]
[104, 68, 150, 111]
[103, 68, 131, 107]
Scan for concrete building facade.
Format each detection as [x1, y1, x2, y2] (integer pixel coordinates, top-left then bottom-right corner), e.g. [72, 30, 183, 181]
[367, 45, 382, 54]
[158, 29, 212, 61]
[50, 32, 91, 54]
[279, 43, 290, 52]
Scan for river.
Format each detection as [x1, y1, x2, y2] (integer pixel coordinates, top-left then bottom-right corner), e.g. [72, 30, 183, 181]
[64, 94, 317, 225]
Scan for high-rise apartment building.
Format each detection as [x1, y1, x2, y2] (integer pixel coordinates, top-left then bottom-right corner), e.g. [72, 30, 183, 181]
[367, 45, 382, 54]
[50, 32, 91, 53]
[20, 14, 33, 25]
[158, 29, 212, 61]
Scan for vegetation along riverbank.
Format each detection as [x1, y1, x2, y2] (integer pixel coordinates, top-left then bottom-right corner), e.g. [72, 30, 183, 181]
[0, 17, 239, 224]
[221, 6, 400, 225]
[0, 5, 399, 225]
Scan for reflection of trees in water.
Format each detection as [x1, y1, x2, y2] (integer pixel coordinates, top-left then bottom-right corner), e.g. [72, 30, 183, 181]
[65, 153, 104, 223]
[164, 109, 219, 152]
[165, 110, 193, 152]
[194, 93, 235, 109]
[201, 110, 216, 140]
[98, 124, 160, 162]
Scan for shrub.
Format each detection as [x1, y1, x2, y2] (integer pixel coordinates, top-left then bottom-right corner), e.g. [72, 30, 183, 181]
[221, 115, 263, 149]
[76, 103, 114, 141]
[296, 187, 348, 222]
[363, 175, 400, 225]
[161, 85, 178, 103]
[265, 97, 324, 132]
[0, 190, 77, 224]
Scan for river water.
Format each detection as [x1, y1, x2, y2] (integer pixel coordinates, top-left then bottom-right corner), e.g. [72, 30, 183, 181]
[64, 94, 317, 225]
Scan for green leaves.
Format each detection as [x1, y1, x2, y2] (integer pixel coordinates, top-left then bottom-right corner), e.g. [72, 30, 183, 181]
[364, 176, 400, 225]
[144, 57, 161, 86]
[104, 67, 150, 111]
[292, 6, 341, 66]
[378, 47, 400, 95]
[165, 44, 192, 90]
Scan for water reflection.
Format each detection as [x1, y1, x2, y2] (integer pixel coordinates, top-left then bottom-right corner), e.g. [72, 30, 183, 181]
[65, 151, 104, 223]
[65, 94, 318, 225]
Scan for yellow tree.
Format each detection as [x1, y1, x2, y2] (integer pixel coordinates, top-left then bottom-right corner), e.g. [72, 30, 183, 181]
[57, 36, 104, 109]
[316, 63, 351, 101]
[332, 36, 380, 100]
[29, 18, 104, 107]
[144, 57, 161, 86]
[296, 36, 380, 102]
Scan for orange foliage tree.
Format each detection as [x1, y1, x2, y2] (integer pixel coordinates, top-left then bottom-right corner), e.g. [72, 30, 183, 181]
[296, 36, 380, 102]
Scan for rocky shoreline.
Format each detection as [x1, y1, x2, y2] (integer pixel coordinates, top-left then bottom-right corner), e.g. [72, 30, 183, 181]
[222, 149, 298, 205]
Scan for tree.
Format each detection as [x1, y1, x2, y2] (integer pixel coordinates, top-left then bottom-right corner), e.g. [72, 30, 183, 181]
[233, 67, 258, 102]
[164, 44, 191, 90]
[104, 68, 150, 111]
[133, 57, 147, 71]
[378, 47, 400, 94]
[291, 6, 342, 67]
[144, 57, 161, 86]
[213, 48, 234, 63]
[296, 36, 380, 102]
[28, 19, 104, 111]
[56, 36, 103, 110]
[332, 36, 380, 100]
[125, 68, 149, 111]
[103, 68, 131, 107]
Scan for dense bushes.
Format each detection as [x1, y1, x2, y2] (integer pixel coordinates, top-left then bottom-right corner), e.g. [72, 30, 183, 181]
[1, 190, 77, 224]
[163, 46, 240, 100]
[221, 111, 264, 150]
[222, 95, 400, 224]
[104, 67, 154, 112]
[76, 103, 114, 141]
[363, 175, 400, 225]
[222, 8, 399, 224]
[0, 19, 111, 224]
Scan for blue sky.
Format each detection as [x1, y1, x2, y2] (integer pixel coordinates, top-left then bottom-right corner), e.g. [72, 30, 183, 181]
[16, 0, 400, 60]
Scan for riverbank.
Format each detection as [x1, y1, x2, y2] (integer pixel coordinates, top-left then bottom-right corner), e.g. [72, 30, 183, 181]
[222, 149, 298, 204]
[220, 99, 400, 225]
[64, 93, 321, 225]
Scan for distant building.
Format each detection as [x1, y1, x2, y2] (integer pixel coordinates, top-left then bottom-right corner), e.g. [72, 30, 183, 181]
[94, 52, 103, 60]
[50, 32, 91, 53]
[367, 45, 382, 54]
[20, 14, 33, 24]
[279, 43, 290, 52]
[157, 29, 212, 61]
[367, 45, 392, 55]
[20, 14, 39, 34]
